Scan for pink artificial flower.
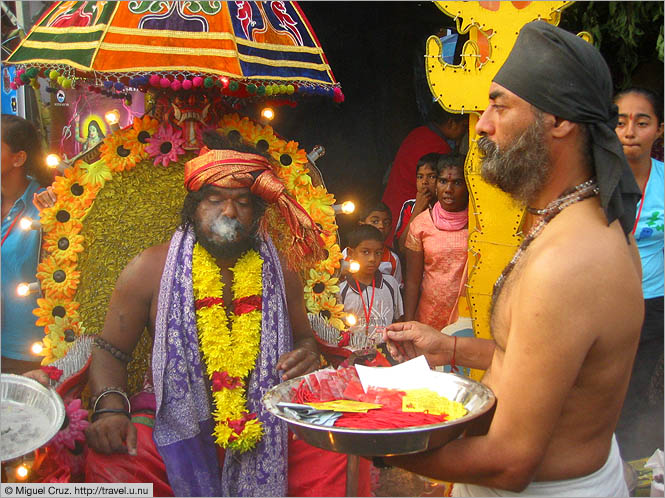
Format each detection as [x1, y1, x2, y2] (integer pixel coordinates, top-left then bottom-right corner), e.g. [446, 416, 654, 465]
[47, 398, 89, 476]
[145, 123, 186, 167]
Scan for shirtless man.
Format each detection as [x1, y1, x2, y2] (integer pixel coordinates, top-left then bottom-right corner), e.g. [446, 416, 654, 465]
[383, 21, 643, 496]
[80, 133, 372, 496]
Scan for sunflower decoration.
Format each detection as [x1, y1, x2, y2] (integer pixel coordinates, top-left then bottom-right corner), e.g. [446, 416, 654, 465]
[42, 221, 84, 264]
[125, 115, 160, 158]
[99, 127, 143, 173]
[315, 233, 343, 276]
[318, 295, 346, 331]
[37, 255, 81, 301]
[304, 268, 340, 313]
[51, 163, 100, 211]
[41, 316, 85, 364]
[33, 296, 80, 328]
[38, 197, 87, 232]
[245, 121, 280, 154]
[145, 123, 186, 167]
[217, 113, 256, 142]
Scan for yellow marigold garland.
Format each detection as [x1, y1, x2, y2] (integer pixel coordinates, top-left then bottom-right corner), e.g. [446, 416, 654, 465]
[192, 243, 264, 452]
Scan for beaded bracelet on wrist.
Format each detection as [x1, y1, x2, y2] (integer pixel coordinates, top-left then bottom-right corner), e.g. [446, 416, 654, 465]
[93, 336, 132, 364]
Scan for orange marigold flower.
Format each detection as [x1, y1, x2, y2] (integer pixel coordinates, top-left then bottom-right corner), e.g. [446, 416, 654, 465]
[33, 296, 80, 327]
[37, 256, 80, 300]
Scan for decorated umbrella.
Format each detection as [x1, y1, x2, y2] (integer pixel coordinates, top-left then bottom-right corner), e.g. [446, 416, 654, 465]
[5, 1, 343, 102]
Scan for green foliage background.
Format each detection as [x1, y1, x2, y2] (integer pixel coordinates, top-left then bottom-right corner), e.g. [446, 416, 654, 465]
[559, 1, 664, 91]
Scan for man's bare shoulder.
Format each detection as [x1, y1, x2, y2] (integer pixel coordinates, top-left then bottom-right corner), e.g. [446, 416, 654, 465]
[116, 242, 170, 293]
[519, 204, 642, 326]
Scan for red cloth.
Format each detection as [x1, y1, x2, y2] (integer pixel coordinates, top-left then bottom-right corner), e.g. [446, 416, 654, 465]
[287, 435, 372, 497]
[85, 421, 174, 497]
[382, 126, 451, 242]
[84, 420, 370, 497]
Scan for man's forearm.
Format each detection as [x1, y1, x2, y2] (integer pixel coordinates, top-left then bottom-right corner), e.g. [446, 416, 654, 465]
[454, 336, 495, 371]
[88, 349, 130, 409]
[387, 432, 528, 492]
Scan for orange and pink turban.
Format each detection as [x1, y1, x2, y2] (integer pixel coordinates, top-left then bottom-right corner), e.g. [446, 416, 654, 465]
[184, 147, 325, 266]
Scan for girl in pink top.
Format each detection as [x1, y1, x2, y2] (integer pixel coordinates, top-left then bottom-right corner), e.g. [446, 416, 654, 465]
[403, 153, 468, 330]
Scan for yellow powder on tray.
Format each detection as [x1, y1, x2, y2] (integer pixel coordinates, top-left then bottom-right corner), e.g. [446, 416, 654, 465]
[402, 388, 468, 420]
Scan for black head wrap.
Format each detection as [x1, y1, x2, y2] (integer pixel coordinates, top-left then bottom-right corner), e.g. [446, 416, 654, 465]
[494, 21, 640, 236]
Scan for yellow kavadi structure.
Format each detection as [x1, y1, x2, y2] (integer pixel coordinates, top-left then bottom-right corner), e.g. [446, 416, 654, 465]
[426, 1, 574, 379]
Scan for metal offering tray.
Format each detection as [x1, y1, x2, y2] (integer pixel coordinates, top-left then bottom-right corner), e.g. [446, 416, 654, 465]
[262, 371, 496, 457]
[1, 374, 66, 462]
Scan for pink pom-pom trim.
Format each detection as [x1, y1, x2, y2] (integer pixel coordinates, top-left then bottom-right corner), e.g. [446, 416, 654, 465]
[170, 79, 182, 91]
[182, 79, 193, 90]
[192, 76, 203, 87]
[160, 77, 171, 88]
[149, 74, 161, 87]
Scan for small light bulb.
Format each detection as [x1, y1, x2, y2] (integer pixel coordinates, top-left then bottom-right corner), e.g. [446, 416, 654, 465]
[261, 107, 275, 121]
[19, 217, 33, 230]
[17, 281, 39, 296]
[46, 154, 60, 169]
[349, 260, 360, 273]
[341, 201, 355, 215]
[16, 464, 29, 479]
[31, 342, 44, 355]
[346, 314, 357, 326]
[104, 109, 120, 125]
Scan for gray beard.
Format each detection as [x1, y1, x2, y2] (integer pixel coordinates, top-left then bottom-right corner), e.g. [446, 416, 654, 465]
[194, 216, 257, 260]
[477, 115, 551, 205]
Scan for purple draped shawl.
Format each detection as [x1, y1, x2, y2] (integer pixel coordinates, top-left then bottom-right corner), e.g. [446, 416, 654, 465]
[152, 225, 292, 496]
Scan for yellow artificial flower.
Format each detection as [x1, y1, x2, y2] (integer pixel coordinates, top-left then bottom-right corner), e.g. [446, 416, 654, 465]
[125, 115, 160, 158]
[100, 128, 141, 173]
[41, 317, 79, 363]
[33, 296, 80, 327]
[319, 295, 346, 331]
[270, 140, 308, 171]
[37, 256, 80, 300]
[316, 241, 343, 276]
[43, 221, 85, 263]
[79, 159, 113, 187]
[217, 114, 256, 141]
[297, 185, 336, 221]
[38, 199, 87, 231]
[245, 122, 280, 154]
[304, 269, 340, 312]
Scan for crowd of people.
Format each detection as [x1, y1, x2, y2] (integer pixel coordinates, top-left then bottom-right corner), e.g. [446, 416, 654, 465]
[1, 18, 663, 498]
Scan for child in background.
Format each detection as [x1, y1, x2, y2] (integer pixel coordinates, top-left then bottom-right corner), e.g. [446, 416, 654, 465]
[342, 201, 403, 286]
[339, 225, 404, 334]
[393, 153, 441, 255]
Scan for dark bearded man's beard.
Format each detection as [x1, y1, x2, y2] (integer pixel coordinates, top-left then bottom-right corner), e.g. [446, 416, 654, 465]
[194, 216, 259, 260]
[477, 114, 551, 205]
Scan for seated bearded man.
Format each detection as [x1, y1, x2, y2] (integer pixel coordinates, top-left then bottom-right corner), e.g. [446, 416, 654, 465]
[83, 132, 372, 496]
